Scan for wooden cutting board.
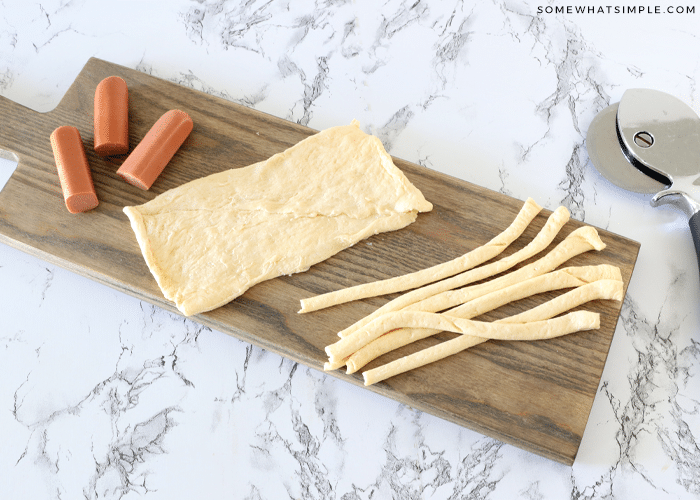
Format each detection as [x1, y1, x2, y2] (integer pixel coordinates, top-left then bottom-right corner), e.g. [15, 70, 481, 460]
[0, 58, 639, 465]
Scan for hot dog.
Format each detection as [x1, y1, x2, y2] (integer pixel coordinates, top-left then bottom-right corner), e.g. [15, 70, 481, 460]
[50, 126, 99, 213]
[117, 109, 193, 190]
[94, 76, 129, 156]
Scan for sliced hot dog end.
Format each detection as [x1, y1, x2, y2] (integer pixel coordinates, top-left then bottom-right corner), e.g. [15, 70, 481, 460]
[50, 126, 99, 214]
[117, 170, 149, 191]
[116, 109, 193, 190]
[94, 142, 129, 157]
[65, 192, 99, 214]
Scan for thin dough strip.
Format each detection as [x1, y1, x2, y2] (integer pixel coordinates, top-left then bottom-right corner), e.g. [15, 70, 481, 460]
[326, 225, 605, 361]
[498, 278, 624, 323]
[298, 198, 543, 314]
[337, 309, 600, 342]
[343, 264, 621, 373]
[335, 205, 571, 339]
[405, 226, 607, 315]
[324, 357, 349, 371]
[361, 279, 623, 385]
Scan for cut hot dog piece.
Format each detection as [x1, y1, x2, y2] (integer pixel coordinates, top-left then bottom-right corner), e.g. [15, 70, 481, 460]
[94, 76, 129, 156]
[117, 109, 193, 190]
[50, 126, 99, 214]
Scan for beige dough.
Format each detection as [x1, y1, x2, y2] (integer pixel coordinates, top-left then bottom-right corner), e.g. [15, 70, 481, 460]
[362, 279, 623, 386]
[343, 264, 621, 373]
[322, 204, 569, 371]
[340, 309, 600, 344]
[334, 204, 570, 340]
[326, 225, 606, 362]
[123, 120, 432, 316]
[406, 226, 607, 315]
[299, 197, 544, 313]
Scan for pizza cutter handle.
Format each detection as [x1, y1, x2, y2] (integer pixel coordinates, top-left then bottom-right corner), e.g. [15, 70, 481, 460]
[689, 212, 700, 274]
[653, 189, 700, 275]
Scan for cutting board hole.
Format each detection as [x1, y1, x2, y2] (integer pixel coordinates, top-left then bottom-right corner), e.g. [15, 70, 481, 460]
[0, 150, 18, 193]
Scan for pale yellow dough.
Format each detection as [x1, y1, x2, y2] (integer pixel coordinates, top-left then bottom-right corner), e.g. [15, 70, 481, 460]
[123, 120, 433, 316]
[343, 264, 621, 373]
[331, 203, 567, 338]
[299, 198, 545, 314]
[325, 225, 606, 362]
[362, 279, 623, 386]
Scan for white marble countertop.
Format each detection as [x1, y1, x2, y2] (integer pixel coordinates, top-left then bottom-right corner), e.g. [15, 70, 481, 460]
[1, 1, 699, 498]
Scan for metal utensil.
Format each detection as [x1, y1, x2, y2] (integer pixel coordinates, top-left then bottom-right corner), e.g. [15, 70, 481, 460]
[587, 88, 700, 269]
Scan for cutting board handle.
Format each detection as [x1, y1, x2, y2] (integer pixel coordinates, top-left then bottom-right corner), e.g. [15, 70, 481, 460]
[1, 59, 124, 165]
[0, 93, 36, 118]
[0, 94, 47, 160]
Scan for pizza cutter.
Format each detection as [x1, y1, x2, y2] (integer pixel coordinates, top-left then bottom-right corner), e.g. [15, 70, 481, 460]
[587, 88, 700, 270]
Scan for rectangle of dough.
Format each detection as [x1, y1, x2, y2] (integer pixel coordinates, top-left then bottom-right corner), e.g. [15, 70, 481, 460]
[123, 121, 433, 316]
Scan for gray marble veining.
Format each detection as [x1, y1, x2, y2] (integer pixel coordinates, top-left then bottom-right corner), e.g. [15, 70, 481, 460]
[1, 0, 699, 498]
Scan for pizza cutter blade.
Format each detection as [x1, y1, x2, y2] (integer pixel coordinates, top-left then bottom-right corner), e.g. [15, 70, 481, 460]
[587, 88, 700, 272]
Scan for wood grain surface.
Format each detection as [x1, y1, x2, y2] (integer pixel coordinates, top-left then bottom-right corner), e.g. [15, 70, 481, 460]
[0, 58, 640, 465]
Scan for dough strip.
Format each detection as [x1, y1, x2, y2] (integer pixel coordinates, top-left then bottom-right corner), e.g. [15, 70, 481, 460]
[299, 197, 543, 314]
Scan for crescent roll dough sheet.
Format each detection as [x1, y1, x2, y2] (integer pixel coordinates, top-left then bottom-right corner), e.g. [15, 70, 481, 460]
[123, 120, 433, 316]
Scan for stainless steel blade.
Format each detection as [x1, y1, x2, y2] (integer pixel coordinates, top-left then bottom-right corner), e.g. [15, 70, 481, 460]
[586, 102, 667, 194]
[587, 88, 700, 279]
[618, 88, 700, 217]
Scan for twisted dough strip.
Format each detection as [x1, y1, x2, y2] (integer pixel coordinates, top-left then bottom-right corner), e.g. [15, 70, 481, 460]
[326, 225, 605, 363]
[362, 279, 623, 386]
[298, 198, 544, 314]
[335, 204, 570, 340]
[344, 264, 621, 373]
